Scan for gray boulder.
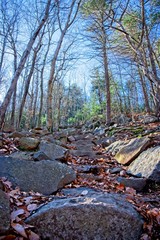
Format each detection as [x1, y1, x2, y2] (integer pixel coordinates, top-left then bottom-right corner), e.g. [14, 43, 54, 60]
[93, 127, 105, 136]
[39, 141, 68, 160]
[128, 146, 160, 182]
[0, 189, 10, 234]
[117, 177, 147, 191]
[113, 114, 131, 125]
[26, 192, 143, 240]
[143, 115, 158, 124]
[10, 151, 34, 160]
[0, 157, 76, 195]
[95, 136, 116, 148]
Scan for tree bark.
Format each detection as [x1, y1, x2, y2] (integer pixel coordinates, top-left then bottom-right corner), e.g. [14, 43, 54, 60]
[17, 39, 42, 129]
[138, 66, 151, 113]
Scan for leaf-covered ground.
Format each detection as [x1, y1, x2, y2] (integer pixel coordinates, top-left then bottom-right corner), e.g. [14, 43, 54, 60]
[0, 124, 160, 240]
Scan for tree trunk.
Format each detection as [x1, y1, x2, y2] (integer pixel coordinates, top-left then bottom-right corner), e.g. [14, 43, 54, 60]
[31, 71, 39, 128]
[46, 31, 65, 132]
[17, 45, 40, 129]
[0, 0, 51, 129]
[10, 44, 18, 127]
[138, 66, 151, 113]
[144, 22, 160, 116]
[102, 33, 111, 124]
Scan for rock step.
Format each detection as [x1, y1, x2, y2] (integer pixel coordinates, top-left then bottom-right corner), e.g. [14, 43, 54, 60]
[26, 190, 144, 240]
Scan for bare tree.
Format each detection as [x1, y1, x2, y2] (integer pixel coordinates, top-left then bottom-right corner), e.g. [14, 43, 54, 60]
[0, 0, 51, 129]
[108, 0, 160, 115]
[46, 0, 82, 131]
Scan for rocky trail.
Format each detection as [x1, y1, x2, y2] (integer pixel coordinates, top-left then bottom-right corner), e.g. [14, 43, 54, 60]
[0, 116, 160, 239]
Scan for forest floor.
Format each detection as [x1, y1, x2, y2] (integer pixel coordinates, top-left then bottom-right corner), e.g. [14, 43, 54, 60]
[0, 121, 160, 240]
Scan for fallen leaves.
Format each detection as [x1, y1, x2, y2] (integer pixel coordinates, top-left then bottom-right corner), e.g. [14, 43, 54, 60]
[0, 177, 52, 239]
[0, 130, 160, 239]
[65, 152, 160, 239]
[11, 223, 28, 239]
[0, 134, 18, 154]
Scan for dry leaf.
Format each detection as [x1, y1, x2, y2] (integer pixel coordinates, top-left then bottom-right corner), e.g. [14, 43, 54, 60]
[116, 183, 125, 191]
[0, 235, 17, 240]
[11, 223, 28, 238]
[27, 203, 38, 211]
[125, 187, 136, 195]
[28, 230, 40, 240]
[11, 209, 25, 221]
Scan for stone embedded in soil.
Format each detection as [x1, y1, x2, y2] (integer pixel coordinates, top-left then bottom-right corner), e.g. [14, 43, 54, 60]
[39, 141, 68, 160]
[117, 177, 147, 191]
[0, 156, 76, 195]
[0, 189, 10, 234]
[19, 137, 40, 150]
[26, 191, 143, 240]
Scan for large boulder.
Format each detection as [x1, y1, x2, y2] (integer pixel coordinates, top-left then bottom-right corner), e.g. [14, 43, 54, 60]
[128, 146, 160, 182]
[0, 189, 10, 234]
[115, 137, 151, 165]
[19, 137, 40, 150]
[39, 141, 68, 160]
[105, 139, 129, 155]
[26, 191, 143, 240]
[0, 157, 76, 195]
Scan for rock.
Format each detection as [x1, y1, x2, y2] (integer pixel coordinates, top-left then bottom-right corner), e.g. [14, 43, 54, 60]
[67, 136, 75, 142]
[74, 139, 94, 147]
[110, 167, 122, 174]
[87, 120, 101, 130]
[31, 128, 49, 135]
[76, 165, 102, 174]
[96, 136, 116, 148]
[10, 151, 34, 160]
[70, 138, 96, 158]
[26, 191, 143, 240]
[113, 114, 131, 125]
[0, 139, 3, 147]
[74, 134, 85, 141]
[117, 177, 147, 191]
[115, 137, 151, 165]
[58, 128, 77, 137]
[143, 115, 159, 124]
[8, 131, 25, 138]
[93, 127, 105, 136]
[0, 157, 76, 195]
[128, 146, 160, 182]
[19, 137, 40, 150]
[105, 139, 129, 155]
[61, 187, 102, 197]
[0, 189, 10, 234]
[70, 149, 96, 159]
[39, 141, 68, 160]
[33, 151, 49, 161]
